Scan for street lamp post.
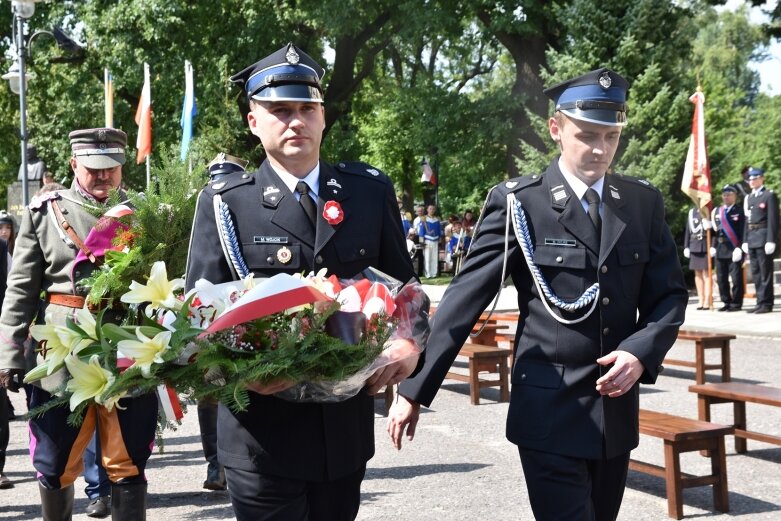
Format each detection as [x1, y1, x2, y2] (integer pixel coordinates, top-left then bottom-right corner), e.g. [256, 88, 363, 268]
[3, 0, 42, 208]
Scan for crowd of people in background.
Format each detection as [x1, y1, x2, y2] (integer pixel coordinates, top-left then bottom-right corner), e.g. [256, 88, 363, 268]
[399, 200, 477, 278]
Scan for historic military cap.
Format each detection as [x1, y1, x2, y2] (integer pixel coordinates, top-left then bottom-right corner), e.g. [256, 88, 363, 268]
[722, 184, 737, 193]
[230, 43, 325, 103]
[207, 152, 249, 181]
[746, 167, 765, 179]
[69, 127, 127, 169]
[543, 68, 629, 127]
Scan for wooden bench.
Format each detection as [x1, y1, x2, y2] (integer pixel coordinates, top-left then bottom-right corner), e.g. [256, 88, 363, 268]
[468, 323, 510, 346]
[664, 330, 736, 384]
[629, 409, 733, 519]
[445, 343, 511, 405]
[689, 382, 781, 453]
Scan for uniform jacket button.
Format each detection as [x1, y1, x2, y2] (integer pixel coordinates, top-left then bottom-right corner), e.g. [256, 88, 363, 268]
[74, 270, 81, 278]
[520, 373, 527, 380]
[658, 365, 664, 373]
[359, 248, 366, 256]
[601, 297, 610, 306]
[266, 256, 274, 265]
[602, 327, 610, 336]
[315, 255, 323, 264]
[600, 265, 608, 273]
[555, 256, 563, 263]
[633, 252, 639, 260]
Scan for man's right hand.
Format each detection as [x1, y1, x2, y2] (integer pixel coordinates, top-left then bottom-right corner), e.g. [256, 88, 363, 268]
[0, 368, 25, 392]
[387, 394, 421, 450]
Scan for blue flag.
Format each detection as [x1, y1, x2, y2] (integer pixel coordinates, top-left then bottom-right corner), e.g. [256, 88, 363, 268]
[180, 60, 196, 161]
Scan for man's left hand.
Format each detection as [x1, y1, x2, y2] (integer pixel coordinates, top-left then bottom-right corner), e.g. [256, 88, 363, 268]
[595, 350, 643, 398]
[365, 339, 420, 395]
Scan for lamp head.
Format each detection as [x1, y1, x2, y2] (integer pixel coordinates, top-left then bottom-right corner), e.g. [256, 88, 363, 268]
[2, 62, 34, 95]
[9, 0, 44, 19]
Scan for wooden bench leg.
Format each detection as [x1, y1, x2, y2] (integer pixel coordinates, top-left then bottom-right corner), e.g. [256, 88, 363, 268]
[711, 436, 730, 513]
[734, 401, 747, 453]
[468, 357, 480, 405]
[721, 342, 731, 382]
[695, 342, 705, 385]
[664, 441, 684, 520]
[498, 357, 509, 402]
[698, 396, 712, 457]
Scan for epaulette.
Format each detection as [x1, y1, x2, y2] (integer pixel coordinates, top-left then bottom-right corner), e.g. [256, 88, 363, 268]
[204, 171, 254, 194]
[612, 172, 657, 191]
[334, 161, 387, 182]
[29, 191, 61, 211]
[501, 173, 544, 193]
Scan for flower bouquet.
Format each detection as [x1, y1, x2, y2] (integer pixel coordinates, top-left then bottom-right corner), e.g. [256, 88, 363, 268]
[24, 261, 426, 424]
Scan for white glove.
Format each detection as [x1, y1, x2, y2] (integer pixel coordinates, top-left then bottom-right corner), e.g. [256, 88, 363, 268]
[683, 248, 690, 259]
[709, 247, 717, 257]
[732, 247, 743, 263]
[742, 243, 749, 254]
[766, 242, 776, 255]
[702, 218, 712, 229]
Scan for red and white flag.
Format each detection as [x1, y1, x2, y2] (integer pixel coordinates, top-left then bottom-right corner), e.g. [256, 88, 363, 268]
[135, 62, 152, 164]
[421, 158, 437, 185]
[680, 89, 711, 218]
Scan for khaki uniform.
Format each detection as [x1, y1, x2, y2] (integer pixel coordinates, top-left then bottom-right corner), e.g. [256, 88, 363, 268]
[0, 180, 103, 391]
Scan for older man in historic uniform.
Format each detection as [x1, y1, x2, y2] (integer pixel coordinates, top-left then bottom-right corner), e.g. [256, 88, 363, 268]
[0, 128, 157, 521]
[185, 43, 428, 521]
[388, 68, 688, 520]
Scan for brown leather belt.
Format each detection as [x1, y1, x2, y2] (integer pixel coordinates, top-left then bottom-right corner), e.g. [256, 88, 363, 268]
[45, 293, 86, 309]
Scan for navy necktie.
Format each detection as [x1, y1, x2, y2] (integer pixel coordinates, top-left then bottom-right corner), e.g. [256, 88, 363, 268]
[296, 181, 317, 228]
[584, 188, 601, 232]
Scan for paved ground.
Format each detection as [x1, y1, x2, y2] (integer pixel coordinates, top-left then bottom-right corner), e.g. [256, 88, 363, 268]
[1, 289, 779, 520]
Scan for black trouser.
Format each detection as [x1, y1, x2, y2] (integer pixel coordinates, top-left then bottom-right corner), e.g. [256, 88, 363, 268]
[225, 464, 366, 521]
[749, 247, 775, 307]
[715, 257, 744, 307]
[0, 388, 8, 474]
[519, 447, 630, 521]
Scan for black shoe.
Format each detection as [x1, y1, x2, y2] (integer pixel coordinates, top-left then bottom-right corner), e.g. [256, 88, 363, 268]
[727, 306, 742, 312]
[0, 473, 13, 489]
[86, 496, 111, 518]
[754, 307, 772, 314]
[696, 306, 705, 310]
[717, 305, 730, 311]
[746, 307, 759, 313]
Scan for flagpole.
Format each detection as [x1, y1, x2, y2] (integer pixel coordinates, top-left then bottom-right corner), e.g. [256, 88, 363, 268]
[104, 68, 113, 128]
[146, 155, 151, 190]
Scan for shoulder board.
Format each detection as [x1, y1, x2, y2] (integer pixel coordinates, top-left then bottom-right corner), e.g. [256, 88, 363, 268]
[29, 191, 62, 211]
[611, 172, 657, 191]
[334, 161, 387, 182]
[204, 172, 254, 194]
[501, 173, 543, 193]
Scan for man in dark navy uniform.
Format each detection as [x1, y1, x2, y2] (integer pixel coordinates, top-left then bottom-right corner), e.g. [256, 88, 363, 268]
[711, 184, 745, 311]
[741, 167, 778, 313]
[185, 43, 427, 521]
[388, 68, 688, 520]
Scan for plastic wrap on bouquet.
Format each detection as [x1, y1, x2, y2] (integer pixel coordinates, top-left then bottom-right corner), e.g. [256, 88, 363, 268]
[274, 269, 428, 403]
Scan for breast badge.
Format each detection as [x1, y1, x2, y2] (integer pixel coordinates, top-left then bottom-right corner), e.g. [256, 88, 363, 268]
[276, 246, 292, 264]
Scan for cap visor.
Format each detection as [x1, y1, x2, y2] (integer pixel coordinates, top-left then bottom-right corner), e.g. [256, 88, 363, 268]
[560, 108, 627, 127]
[251, 84, 323, 103]
[77, 154, 126, 169]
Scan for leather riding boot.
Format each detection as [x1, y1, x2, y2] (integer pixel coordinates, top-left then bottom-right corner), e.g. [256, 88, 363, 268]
[39, 483, 74, 521]
[197, 401, 226, 490]
[111, 482, 147, 521]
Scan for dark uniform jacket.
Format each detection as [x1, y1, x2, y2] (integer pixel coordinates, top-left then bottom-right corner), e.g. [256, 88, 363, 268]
[400, 158, 687, 460]
[683, 208, 708, 254]
[743, 186, 779, 249]
[711, 205, 745, 259]
[185, 159, 426, 482]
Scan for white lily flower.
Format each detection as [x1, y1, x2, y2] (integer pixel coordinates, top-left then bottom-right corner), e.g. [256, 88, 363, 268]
[120, 261, 184, 311]
[64, 354, 115, 411]
[30, 314, 93, 375]
[117, 329, 172, 377]
[74, 307, 98, 340]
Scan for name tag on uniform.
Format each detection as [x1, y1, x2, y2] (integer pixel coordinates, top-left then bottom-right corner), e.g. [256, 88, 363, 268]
[254, 236, 288, 244]
[544, 238, 577, 247]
